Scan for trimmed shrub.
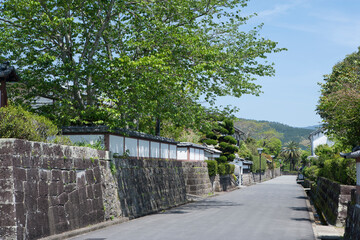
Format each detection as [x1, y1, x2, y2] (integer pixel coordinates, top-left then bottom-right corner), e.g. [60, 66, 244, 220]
[224, 162, 231, 174]
[226, 154, 236, 162]
[218, 163, 226, 175]
[216, 156, 227, 163]
[0, 105, 58, 142]
[205, 160, 218, 177]
[223, 135, 237, 145]
[206, 132, 217, 140]
[203, 139, 217, 145]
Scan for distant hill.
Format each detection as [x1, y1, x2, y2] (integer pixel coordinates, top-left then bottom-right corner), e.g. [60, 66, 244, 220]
[235, 119, 313, 149]
[302, 125, 321, 130]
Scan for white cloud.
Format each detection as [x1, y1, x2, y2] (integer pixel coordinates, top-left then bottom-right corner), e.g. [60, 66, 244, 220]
[257, 0, 309, 19]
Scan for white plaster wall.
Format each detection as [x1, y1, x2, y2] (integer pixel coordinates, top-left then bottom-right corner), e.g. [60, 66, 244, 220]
[311, 132, 334, 156]
[161, 143, 169, 159]
[139, 140, 150, 158]
[151, 142, 160, 158]
[109, 135, 124, 155]
[213, 153, 220, 159]
[125, 137, 137, 157]
[177, 147, 188, 160]
[169, 145, 177, 159]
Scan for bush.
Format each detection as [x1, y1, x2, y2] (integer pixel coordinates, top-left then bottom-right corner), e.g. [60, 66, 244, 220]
[227, 153, 236, 162]
[229, 164, 235, 174]
[203, 139, 217, 145]
[206, 132, 217, 140]
[216, 156, 227, 163]
[303, 165, 319, 181]
[0, 105, 58, 142]
[225, 162, 231, 174]
[223, 135, 237, 145]
[218, 163, 226, 175]
[51, 135, 72, 145]
[205, 160, 218, 177]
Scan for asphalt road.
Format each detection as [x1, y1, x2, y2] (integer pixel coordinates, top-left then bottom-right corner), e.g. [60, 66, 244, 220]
[69, 176, 315, 240]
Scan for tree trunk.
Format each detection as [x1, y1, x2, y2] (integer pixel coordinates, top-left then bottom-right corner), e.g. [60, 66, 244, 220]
[155, 118, 161, 136]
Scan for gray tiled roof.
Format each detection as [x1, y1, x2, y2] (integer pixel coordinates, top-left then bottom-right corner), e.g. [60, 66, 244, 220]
[61, 125, 178, 144]
[0, 62, 18, 81]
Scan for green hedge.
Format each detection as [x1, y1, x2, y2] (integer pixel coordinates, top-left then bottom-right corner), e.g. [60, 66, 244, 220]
[0, 105, 58, 142]
[205, 160, 218, 177]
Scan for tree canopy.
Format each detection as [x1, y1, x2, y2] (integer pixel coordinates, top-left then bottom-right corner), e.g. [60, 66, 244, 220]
[0, 0, 285, 135]
[317, 48, 360, 147]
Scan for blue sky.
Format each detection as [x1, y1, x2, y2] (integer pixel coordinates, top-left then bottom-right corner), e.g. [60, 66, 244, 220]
[216, 0, 360, 128]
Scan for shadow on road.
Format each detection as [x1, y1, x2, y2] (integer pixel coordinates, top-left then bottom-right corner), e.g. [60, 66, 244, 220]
[290, 207, 310, 212]
[291, 218, 312, 222]
[295, 196, 308, 200]
[162, 199, 243, 215]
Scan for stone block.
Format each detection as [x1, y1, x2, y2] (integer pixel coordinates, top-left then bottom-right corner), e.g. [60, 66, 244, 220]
[86, 185, 94, 199]
[0, 155, 13, 167]
[0, 204, 15, 226]
[30, 156, 41, 168]
[63, 157, 73, 170]
[78, 187, 87, 203]
[15, 202, 25, 226]
[63, 171, 70, 184]
[14, 139, 32, 157]
[14, 179, 23, 192]
[27, 168, 39, 182]
[65, 183, 76, 193]
[74, 158, 86, 170]
[14, 167, 26, 181]
[49, 182, 59, 196]
[14, 191, 24, 203]
[93, 183, 102, 199]
[39, 181, 49, 198]
[85, 169, 95, 185]
[0, 226, 17, 240]
[93, 167, 102, 183]
[0, 167, 12, 179]
[0, 179, 12, 190]
[51, 169, 62, 182]
[68, 191, 80, 205]
[38, 197, 49, 213]
[59, 192, 69, 205]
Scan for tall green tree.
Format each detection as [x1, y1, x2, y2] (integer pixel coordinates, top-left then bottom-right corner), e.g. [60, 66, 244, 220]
[0, 0, 285, 135]
[281, 141, 301, 171]
[317, 48, 360, 147]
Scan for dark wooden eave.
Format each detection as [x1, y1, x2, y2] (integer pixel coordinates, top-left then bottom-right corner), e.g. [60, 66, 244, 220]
[0, 62, 19, 82]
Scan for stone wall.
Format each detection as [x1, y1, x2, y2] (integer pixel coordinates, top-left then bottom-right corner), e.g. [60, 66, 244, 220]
[209, 174, 238, 192]
[243, 168, 281, 185]
[113, 157, 188, 218]
[0, 139, 218, 239]
[314, 177, 355, 227]
[0, 139, 121, 240]
[242, 173, 255, 186]
[344, 190, 360, 240]
[182, 161, 212, 196]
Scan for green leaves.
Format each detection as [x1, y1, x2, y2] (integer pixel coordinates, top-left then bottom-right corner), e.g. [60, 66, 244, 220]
[317, 47, 360, 147]
[1, 0, 284, 135]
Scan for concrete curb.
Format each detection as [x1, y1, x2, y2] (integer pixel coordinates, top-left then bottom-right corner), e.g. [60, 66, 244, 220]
[303, 188, 319, 239]
[39, 217, 129, 240]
